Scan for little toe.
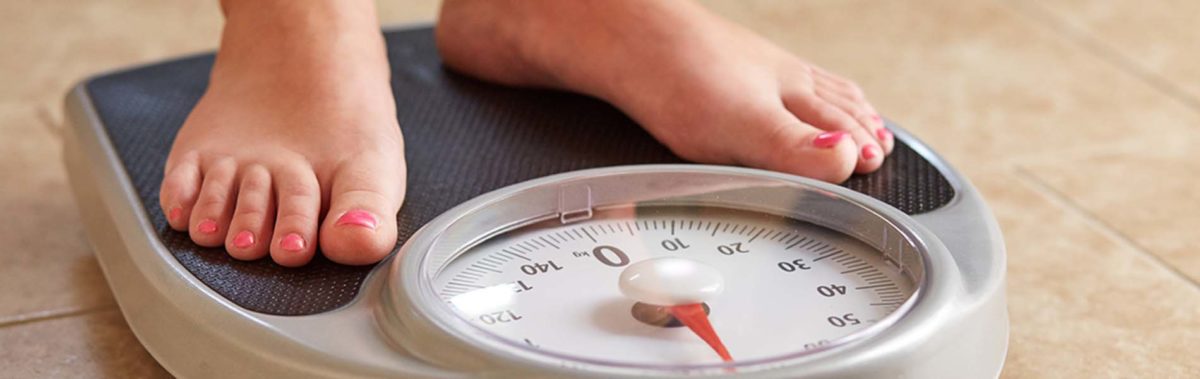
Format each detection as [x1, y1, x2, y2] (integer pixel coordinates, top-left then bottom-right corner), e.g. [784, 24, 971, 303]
[160, 153, 202, 231]
[319, 155, 405, 265]
[225, 165, 274, 261]
[188, 158, 238, 247]
[269, 164, 322, 267]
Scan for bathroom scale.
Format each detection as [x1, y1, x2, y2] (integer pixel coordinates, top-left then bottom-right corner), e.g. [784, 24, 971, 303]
[61, 26, 1007, 378]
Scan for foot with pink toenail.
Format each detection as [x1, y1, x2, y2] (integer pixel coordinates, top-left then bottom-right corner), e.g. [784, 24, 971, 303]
[159, 0, 891, 267]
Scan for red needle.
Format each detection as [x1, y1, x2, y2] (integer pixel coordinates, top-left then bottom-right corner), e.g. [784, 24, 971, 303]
[668, 303, 733, 362]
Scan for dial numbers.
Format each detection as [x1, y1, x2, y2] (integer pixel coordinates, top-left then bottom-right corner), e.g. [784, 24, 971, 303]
[434, 206, 914, 367]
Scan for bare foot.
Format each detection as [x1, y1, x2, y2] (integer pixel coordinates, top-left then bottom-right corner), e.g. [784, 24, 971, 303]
[160, 0, 405, 267]
[437, 0, 893, 183]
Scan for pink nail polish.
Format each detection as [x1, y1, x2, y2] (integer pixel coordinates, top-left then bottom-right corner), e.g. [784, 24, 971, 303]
[168, 207, 182, 222]
[812, 131, 848, 148]
[233, 231, 255, 249]
[862, 145, 879, 160]
[335, 209, 379, 230]
[281, 233, 305, 252]
[197, 219, 218, 234]
[876, 128, 893, 141]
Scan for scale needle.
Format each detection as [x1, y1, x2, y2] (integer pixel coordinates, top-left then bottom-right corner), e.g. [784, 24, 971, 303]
[669, 303, 733, 362]
[619, 258, 732, 363]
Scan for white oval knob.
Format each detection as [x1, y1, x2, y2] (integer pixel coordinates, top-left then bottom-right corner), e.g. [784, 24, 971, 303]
[618, 257, 724, 306]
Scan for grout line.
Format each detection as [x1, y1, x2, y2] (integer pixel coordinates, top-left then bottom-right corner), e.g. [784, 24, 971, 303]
[1013, 167, 1200, 291]
[994, 0, 1200, 291]
[998, 0, 1200, 118]
[0, 305, 118, 329]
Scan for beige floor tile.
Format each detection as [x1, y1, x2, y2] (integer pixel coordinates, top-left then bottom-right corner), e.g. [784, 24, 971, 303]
[698, 0, 1198, 176]
[967, 170, 1200, 378]
[1020, 128, 1200, 283]
[0, 104, 115, 325]
[0, 0, 223, 123]
[0, 309, 168, 378]
[1011, 0, 1200, 103]
[376, 0, 441, 26]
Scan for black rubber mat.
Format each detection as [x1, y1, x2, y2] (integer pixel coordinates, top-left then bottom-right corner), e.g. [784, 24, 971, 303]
[83, 27, 954, 316]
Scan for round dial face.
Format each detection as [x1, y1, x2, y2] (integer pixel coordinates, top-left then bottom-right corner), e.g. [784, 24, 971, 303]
[432, 205, 915, 372]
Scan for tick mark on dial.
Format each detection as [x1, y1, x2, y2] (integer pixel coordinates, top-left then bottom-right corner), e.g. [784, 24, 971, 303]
[581, 228, 598, 243]
[785, 236, 808, 250]
[856, 283, 896, 290]
[747, 228, 765, 243]
[499, 248, 531, 261]
[841, 265, 873, 274]
[813, 249, 845, 262]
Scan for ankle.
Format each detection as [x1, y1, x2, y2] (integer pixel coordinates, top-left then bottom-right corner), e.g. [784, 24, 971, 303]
[220, 0, 380, 33]
[436, 0, 555, 87]
[436, 0, 713, 99]
[212, 0, 389, 85]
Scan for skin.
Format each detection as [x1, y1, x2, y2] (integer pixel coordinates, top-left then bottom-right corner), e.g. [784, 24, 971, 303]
[161, 0, 892, 267]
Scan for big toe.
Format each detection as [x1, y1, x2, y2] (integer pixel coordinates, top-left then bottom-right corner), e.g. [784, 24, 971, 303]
[319, 154, 406, 265]
[712, 105, 859, 183]
[760, 125, 859, 183]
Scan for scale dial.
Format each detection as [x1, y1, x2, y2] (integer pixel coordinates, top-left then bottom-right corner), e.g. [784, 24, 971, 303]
[382, 165, 935, 376]
[433, 207, 914, 371]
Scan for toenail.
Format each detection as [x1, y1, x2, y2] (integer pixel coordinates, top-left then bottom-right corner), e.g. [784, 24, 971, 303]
[335, 209, 379, 230]
[281, 233, 306, 252]
[862, 145, 879, 160]
[198, 219, 218, 234]
[876, 128, 893, 141]
[812, 131, 849, 148]
[233, 231, 255, 249]
[168, 207, 183, 222]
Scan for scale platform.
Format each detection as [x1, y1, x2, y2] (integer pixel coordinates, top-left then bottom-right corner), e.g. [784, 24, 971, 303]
[62, 26, 1007, 377]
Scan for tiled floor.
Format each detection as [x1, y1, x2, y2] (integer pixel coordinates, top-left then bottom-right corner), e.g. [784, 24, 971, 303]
[1, 0, 1196, 377]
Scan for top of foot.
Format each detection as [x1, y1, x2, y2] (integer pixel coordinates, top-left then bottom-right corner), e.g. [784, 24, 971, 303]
[438, 0, 894, 183]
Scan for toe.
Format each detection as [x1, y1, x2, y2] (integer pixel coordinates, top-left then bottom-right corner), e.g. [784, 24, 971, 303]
[269, 163, 321, 267]
[782, 90, 885, 174]
[160, 153, 202, 231]
[874, 122, 895, 156]
[188, 158, 238, 247]
[811, 69, 894, 155]
[319, 154, 406, 265]
[717, 104, 858, 183]
[225, 165, 274, 261]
